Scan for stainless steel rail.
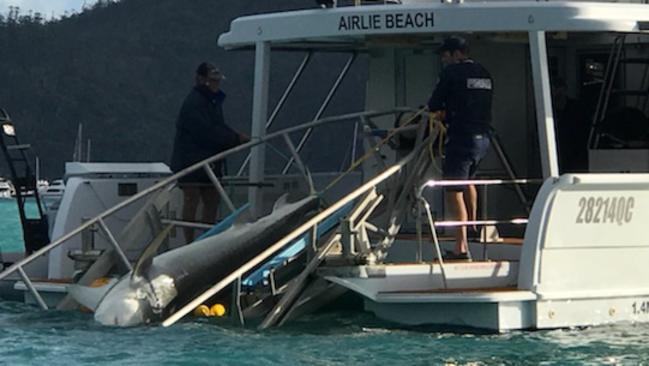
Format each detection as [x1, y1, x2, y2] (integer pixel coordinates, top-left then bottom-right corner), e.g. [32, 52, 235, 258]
[237, 52, 313, 176]
[282, 53, 358, 174]
[162, 151, 418, 327]
[0, 108, 414, 308]
[416, 177, 541, 286]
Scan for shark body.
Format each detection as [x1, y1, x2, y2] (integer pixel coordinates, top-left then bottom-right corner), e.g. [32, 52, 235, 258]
[71, 195, 319, 326]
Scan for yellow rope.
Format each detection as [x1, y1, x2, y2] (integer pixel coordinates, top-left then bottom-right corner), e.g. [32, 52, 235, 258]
[427, 112, 447, 174]
[323, 107, 427, 193]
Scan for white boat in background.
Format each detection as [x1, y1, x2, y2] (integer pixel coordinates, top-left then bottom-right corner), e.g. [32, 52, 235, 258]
[39, 179, 63, 209]
[0, 179, 13, 199]
[36, 179, 49, 193]
[3, 0, 649, 332]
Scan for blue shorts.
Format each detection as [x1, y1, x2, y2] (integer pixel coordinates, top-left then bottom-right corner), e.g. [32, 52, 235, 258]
[443, 133, 490, 186]
[177, 162, 223, 185]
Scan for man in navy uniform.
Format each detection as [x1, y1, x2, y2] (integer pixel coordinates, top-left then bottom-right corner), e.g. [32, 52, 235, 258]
[170, 62, 249, 243]
[427, 36, 493, 260]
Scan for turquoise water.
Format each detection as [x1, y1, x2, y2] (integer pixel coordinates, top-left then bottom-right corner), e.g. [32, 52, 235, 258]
[0, 199, 27, 253]
[1, 200, 649, 365]
[0, 302, 648, 365]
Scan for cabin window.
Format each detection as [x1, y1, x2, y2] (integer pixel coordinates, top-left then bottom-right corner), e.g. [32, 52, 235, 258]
[118, 183, 137, 196]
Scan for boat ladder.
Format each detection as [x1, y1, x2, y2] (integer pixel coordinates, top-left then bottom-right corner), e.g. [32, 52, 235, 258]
[589, 34, 649, 148]
[0, 108, 49, 255]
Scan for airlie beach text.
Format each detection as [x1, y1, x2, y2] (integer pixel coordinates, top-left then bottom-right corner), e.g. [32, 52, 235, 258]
[338, 12, 434, 31]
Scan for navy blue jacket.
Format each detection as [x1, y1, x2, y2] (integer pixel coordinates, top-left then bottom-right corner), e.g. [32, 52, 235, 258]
[428, 59, 493, 137]
[170, 86, 241, 174]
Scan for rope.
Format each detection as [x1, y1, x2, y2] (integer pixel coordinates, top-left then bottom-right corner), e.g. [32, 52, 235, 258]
[323, 107, 428, 193]
[427, 112, 447, 174]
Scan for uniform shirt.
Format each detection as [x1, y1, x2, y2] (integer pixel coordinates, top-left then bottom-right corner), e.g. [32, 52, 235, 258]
[427, 59, 493, 137]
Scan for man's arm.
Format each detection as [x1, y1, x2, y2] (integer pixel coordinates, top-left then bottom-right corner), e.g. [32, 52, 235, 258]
[180, 102, 242, 151]
[212, 118, 245, 151]
[427, 69, 451, 112]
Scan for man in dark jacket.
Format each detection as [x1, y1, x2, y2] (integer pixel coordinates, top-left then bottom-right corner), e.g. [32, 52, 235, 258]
[427, 36, 493, 260]
[170, 62, 248, 243]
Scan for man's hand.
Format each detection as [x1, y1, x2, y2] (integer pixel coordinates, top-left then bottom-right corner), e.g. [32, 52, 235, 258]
[430, 110, 446, 121]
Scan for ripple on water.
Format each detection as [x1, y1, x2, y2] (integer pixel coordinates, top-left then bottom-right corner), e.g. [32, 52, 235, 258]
[0, 303, 649, 365]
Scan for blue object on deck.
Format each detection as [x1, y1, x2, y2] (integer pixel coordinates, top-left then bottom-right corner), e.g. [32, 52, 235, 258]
[196, 203, 250, 241]
[370, 129, 388, 138]
[189, 199, 352, 289]
[242, 201, 354, 288]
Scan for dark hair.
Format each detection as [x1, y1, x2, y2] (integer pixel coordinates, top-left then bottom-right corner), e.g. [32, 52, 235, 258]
[437, 36, 468, 54]
[196, 62, 217, 77]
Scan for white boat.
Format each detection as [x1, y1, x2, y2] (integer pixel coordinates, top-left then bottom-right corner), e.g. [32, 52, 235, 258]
[0, 179, 13, 199]
[39, 179, 63, 207]
[3, 0, 649, 332]
[212, 0, 649, 331]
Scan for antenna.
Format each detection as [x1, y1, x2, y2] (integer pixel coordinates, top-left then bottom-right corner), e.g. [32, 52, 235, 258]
[35, 156, 40, 182]
[73, 123, 83, 162]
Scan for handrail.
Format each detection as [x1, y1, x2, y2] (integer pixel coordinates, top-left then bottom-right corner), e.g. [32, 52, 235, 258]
[415, 176, 541, 275]
[433, 218, 529, 227]
[0, 107, 414, 283]
[161, 149, 420, 327]
[416, 178, 539, 231]
[418, 178, 543, 198]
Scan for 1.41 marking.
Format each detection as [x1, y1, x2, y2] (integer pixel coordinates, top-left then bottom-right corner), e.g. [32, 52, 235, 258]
[632, 301, 649, 315]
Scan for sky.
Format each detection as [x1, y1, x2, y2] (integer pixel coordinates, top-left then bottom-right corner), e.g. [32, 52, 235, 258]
[0, 0, 100, 18]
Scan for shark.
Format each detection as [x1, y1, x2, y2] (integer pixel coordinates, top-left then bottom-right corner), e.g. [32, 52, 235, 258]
[70, 195, 319, 326]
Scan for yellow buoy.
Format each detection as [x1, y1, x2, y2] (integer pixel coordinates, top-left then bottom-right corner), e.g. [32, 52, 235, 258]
[90, 277, 111, 288]
[210, 304, 226, 317]
[194, 305, 211, 317]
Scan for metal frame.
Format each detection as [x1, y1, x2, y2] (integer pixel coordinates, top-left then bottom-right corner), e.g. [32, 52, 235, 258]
[17, 266, 47, 310]
[204, 166, 236, 213]
[282, 53, 357, 174]
[0, 108, 412, 309]
[97, 218, 132, 272]
[238, 52, 313, 176]
[529, 31, 560, 178]
[0, 108, 49, 254]
[249, 41, 272, 218]
[589, 35, 626, 149]
[415, 177, 539, 287]
[161, 150, 419, 327]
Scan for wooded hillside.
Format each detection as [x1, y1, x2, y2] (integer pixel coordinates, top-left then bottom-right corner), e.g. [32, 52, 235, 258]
[0, 0, 367, 178]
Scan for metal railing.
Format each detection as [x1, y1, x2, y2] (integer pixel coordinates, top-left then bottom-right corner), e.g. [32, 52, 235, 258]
[0, 107, 413, 310]
[415, 177, 544, 287]
[161, 148, 420, 327]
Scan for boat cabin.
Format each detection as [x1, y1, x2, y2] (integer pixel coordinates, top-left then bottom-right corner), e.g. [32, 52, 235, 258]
[215, 0, 649, 330]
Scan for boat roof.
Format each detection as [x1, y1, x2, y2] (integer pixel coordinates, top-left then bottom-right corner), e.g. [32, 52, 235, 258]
[64, 162, 171, 178]
[218, 1, 649, 51]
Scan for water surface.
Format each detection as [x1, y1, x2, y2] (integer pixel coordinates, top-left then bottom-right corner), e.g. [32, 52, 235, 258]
[0, 200, 648, 365]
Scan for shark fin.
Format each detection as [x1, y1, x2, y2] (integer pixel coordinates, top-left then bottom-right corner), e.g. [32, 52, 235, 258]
[272, 193, 289, 212]
[132, 225, 174, 280]
[68, 277, 119, 312]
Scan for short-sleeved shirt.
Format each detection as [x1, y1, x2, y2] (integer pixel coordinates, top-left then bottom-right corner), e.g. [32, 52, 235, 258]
[427, 59, 493, 138]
